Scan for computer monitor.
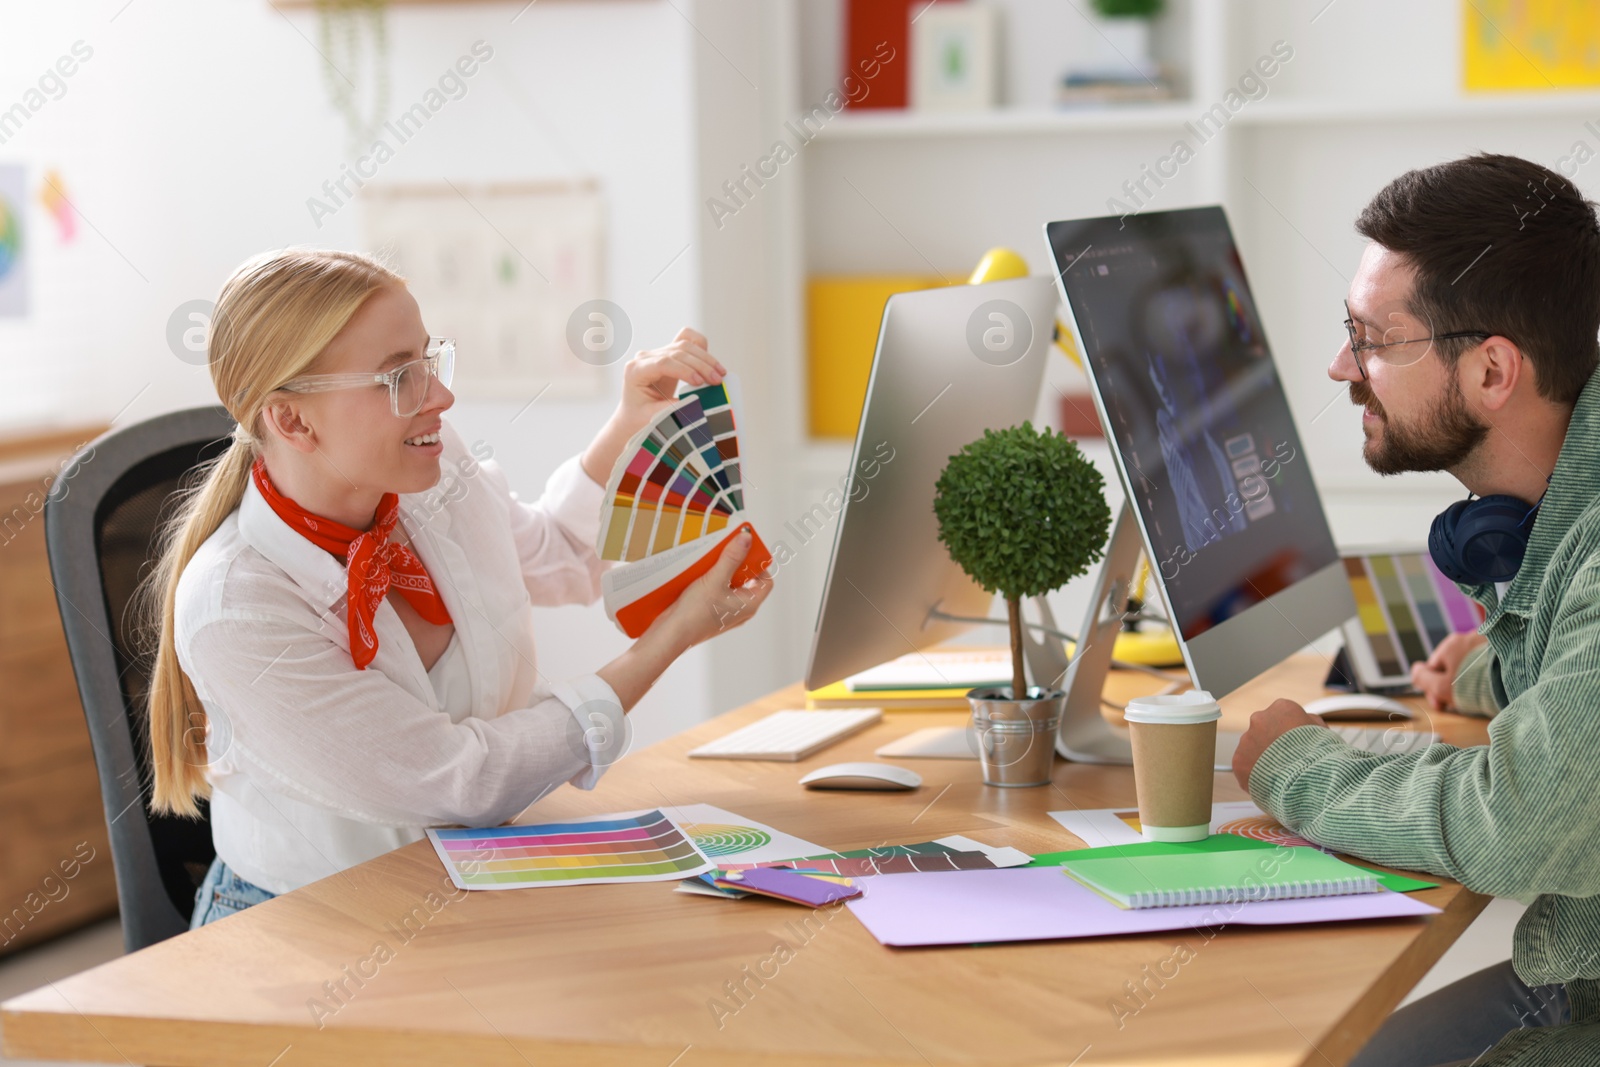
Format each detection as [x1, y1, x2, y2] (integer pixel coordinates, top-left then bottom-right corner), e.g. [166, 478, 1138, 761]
[803, 276, 1060, 690]
[1044, 206, 1354, 723]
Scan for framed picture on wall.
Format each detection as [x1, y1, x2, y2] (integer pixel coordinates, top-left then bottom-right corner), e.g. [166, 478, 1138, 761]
[910, 4, 1000, 111]
[361, 180, 609, 402]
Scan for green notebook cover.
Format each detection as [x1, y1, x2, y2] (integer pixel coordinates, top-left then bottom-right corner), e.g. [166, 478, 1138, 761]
[1028, 835, 1438, 894]
[1059, 845, 1383, 909]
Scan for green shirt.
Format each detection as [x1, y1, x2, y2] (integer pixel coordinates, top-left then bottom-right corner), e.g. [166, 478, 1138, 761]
[1250, 368, 1600, 1063]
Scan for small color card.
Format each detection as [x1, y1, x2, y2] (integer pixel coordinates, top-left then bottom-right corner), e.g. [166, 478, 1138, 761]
[1342, 549, 1485, 685]
[428, 809, 713, 891]
[714, 867, 862, 907]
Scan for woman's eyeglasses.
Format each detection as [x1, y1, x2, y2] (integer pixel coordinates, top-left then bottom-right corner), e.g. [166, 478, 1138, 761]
[1343, 301, 1491, 380]
[278, 337, 455, 417]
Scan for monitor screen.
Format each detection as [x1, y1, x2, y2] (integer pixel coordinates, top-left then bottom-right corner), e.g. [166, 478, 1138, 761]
[1047, 207, 1338, 643]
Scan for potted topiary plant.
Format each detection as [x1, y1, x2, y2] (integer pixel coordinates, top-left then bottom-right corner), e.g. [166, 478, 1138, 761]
[933, 421, 1112, 785]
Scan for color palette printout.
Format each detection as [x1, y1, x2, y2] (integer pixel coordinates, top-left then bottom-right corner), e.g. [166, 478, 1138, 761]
[428, 805, 822, 891]
[1342, 549, 1485, 685]
[428, 810, 710, 890]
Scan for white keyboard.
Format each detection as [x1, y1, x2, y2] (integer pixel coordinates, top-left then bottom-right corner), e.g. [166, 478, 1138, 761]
[1333, 725, 1439, 756]
[688, 708, 883, 761]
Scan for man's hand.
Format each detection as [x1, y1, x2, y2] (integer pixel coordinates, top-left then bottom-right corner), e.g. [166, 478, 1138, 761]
[1411, 632, 1489, 711]
[1231, 699, 1328, 792]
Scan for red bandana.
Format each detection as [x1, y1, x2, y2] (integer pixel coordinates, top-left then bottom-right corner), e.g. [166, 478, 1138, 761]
[251, 459, 452, 670]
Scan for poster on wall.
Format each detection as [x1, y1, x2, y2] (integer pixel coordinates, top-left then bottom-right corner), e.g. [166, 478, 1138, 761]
[361, 180, 608, 402]
[0, 165, 28, 318]
[1463, 0, 1600, 91]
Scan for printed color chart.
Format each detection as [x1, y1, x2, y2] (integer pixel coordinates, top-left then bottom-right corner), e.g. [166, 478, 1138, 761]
[428, 810, 712, 890]
[1343, 551, 1485, 680]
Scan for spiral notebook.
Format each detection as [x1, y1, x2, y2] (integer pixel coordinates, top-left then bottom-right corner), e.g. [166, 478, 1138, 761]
[1059, 844, 1382, 909]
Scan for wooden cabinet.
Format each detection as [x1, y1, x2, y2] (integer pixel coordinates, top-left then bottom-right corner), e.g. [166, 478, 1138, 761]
[0, 426, 117, 956]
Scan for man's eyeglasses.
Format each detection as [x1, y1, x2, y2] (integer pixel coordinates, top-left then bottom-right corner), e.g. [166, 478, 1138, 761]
[278, 337, 455, 417]
[1343, 301, 1491, 380]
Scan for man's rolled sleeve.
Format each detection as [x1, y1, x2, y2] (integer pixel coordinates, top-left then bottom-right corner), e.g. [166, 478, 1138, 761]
[1246, 724, 1360, 811]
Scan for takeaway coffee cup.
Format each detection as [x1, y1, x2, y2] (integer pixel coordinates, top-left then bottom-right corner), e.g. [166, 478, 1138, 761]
[1124, 691, 1221, 843]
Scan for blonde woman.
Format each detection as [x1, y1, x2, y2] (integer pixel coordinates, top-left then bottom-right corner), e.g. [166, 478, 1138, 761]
[144, 249, 772, 927]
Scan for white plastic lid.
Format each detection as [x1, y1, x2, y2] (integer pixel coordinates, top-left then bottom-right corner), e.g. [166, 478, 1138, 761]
[1123, 690, 1221, 725]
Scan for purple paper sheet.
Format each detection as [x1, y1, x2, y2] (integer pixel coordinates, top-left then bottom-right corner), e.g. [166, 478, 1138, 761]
[844, 867, 1440, 947]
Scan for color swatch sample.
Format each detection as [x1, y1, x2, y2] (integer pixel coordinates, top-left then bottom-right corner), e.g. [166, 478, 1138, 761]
[681, 823, 773, 857]
[1343, 551, 1485, 680]
[599, 383, 746, 563]
[662, 803, 828, 863]
[597, 381, 771, 637]
[713, 867, 863, 907]
[771, 852, 1002, 877]
[427, 809, 712, 890]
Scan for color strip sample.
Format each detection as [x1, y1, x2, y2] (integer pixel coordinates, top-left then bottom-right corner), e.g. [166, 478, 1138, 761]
[1345, 557, 1403, 677]
[1344, 551, 1487, 682]
[598, 389, 749, 562]
[1369, 555, 1428, 664]
[430, 810, 710, 888]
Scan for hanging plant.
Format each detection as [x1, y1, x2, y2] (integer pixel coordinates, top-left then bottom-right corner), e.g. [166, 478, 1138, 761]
[315, 0, 391, 155]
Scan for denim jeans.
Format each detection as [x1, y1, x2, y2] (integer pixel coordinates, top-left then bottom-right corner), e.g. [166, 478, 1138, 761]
[190, 855, 277, 929]
[1350, 960, 1570, 1067]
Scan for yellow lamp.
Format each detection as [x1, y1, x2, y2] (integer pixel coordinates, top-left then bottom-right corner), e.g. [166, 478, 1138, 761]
[966, 247, 1083, 370]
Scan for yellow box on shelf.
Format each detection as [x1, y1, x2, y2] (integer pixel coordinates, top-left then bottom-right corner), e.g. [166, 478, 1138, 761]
[807, 275, 946, 439]
[1463, 0, 1600, 91]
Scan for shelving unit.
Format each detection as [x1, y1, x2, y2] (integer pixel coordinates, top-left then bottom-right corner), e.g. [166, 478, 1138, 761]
[812, 102, 1201, 139]
[690, 0, 1600, 690]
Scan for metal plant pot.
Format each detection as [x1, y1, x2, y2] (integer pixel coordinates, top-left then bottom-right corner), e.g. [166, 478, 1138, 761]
[967, 686, 1065, 787]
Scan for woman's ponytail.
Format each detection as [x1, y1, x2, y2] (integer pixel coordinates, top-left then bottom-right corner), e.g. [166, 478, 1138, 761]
[144, 438, 256, 816]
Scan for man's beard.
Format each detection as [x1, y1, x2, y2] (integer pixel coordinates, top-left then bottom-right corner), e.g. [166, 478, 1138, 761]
[1350, 377, 1489, 475]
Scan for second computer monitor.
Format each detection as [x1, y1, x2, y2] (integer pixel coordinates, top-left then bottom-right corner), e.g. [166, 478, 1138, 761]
[1045, 206, 1354, 698]
[802, 276, 1059, 691]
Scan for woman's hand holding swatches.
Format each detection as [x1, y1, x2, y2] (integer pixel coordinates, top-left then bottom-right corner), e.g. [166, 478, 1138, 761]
[576, 326, 771, 713]
[580, 327, 728, 487]
[597, 529, 774, 711]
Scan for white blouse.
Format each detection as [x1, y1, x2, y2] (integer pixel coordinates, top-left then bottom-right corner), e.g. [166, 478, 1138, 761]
[174, 421, 624, 895]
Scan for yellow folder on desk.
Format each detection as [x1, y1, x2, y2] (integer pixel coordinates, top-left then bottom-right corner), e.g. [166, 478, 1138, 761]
[805, 680, 972, 710]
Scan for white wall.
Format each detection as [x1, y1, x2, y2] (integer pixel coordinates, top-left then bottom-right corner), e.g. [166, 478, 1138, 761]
[0, 0, 718, 749]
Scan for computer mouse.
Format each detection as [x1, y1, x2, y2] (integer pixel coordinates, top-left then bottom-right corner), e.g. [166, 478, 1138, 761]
[1303, 694, 1416, 721]
[799, 762, 923, 791]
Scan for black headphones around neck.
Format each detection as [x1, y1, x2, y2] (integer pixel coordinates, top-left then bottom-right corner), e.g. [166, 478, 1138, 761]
[1427, 479, 1549, 586]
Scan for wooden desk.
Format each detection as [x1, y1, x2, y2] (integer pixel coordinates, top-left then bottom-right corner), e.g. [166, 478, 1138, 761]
[3, 654, 1490, 1066]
